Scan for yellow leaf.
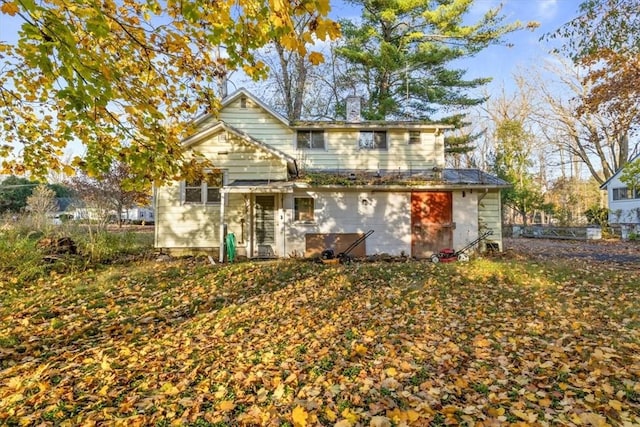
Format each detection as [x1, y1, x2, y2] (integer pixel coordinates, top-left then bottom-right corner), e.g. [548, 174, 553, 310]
[292, 405, 308, 427]
[218, 400, 235, 412]
[538, 398, 552, 407]
[334, 420, 352, 427]
[370, 416, 391, 427]
[341, 407, 359, 423]
[354, 343, 367, 356]
[608, 399, 622, 411]
[385, 367, 398, 377]
[325, 408, 337, 422]
[309, 52, 324, 65]
[1, 2, 19, 16]
[488, 407, 505, 417]
[579, 412, 608, 426]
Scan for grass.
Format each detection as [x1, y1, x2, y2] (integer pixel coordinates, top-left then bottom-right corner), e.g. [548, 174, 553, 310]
[0, 255, 639, 426]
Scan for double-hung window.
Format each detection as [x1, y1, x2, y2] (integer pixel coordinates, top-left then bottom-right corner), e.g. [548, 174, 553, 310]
[184, 171, 224, 204]
[297, 130, 325, 149]
[359, 131, 387, 150]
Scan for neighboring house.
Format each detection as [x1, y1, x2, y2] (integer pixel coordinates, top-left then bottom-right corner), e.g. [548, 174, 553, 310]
[121, 206, 154, 223]
[600, 156, 640, 228]
[154, 89, 510, 260]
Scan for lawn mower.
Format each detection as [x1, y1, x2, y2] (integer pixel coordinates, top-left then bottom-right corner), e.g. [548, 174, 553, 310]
[320, 230, 374, 264]
[430, 230, 493, 263]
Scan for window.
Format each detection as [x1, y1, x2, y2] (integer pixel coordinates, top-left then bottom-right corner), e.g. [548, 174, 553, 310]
[183, 171, 224, 204]
[294, 197, 315, 222]
[296, 130, 325, 149]
[240, 96, 247, 108]
[359, 131, 387, 150]
[613, 187, 631, 201]
[408, 131, 421, 144]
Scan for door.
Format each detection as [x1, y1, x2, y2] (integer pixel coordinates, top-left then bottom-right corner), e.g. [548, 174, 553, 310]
[255, 195, 276, 257]
[411, 192, 453, 258]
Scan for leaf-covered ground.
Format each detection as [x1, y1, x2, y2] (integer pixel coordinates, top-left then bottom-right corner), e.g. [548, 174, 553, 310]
[1, 255, 639, 426]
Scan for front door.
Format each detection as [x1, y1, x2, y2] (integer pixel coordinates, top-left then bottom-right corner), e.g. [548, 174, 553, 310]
[411, 192, 453, 258]
[255, 195, 276, 257]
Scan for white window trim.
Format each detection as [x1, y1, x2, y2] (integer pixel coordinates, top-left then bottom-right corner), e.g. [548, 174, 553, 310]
[358, 130, 388, 150]
[293, 196, 316, 223]
[182, 170, 227, 205]
[295, 129, 326, 150]
[408, 130, 421, 145]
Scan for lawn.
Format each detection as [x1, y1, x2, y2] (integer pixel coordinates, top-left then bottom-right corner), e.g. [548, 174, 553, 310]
[0, 255, 638, 426]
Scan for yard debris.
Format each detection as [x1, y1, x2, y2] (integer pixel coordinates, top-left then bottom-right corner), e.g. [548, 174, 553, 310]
[36, 236, 77, 261]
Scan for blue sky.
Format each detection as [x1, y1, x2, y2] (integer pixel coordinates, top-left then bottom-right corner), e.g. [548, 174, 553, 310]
[328, 0, 581, 94]
[0, 0, 582, 96]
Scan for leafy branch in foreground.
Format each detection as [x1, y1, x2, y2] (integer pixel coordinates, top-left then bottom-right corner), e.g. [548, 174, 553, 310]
[0, 0, 339, 184]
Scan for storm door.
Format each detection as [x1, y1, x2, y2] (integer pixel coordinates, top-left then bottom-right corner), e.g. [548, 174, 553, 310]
[254, 195, 276, 257]
[411, 192, 453, 258]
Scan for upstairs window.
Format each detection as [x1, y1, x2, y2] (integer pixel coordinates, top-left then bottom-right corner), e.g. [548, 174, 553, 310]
[359, 131, 387, 150]
[297, 130, 325, 149]
[613, 187, 631, 200]
[184, 171, 224, 204]
[408, 131, 421, 144]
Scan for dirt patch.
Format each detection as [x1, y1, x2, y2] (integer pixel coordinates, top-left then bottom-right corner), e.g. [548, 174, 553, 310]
[503, 237, 640, 264]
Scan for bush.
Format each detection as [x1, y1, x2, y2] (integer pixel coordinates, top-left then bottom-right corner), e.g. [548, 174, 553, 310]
[1, 216, 154, 284]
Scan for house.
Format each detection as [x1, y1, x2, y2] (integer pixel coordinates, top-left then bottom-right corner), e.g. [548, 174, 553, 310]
[154, 89, 509, 260]
[121, 206, 154, 224]
[600, 155, 640, 235]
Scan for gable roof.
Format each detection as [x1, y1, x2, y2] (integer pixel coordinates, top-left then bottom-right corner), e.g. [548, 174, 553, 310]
[192, 87, 290, 128]
[599, 153, 640, 190]
[182, 121, 298, 177]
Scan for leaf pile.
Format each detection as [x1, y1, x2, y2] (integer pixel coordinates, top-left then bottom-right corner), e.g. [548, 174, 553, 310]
[1, 257, 639, 426]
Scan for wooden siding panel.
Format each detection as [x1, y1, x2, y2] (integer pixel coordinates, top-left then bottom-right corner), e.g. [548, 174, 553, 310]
[478, 191, 503, 250]
[296, 129, 442, 171]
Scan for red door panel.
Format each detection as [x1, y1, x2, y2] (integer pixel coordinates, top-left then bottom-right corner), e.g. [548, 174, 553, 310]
[411, 192, 453, 258]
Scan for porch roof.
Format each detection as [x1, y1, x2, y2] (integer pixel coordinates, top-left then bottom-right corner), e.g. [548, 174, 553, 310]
[222, 180, 294, 194]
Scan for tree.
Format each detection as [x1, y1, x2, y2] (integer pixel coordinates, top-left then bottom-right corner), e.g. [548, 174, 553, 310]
[335, 0, 536, 123]
[528, 58, 638, 184]
[620, 156, 640, 194]
[0, 176, 39, 213]
[0, 0, 339, 183]
[70, 162, 150, 228]
[26, 184, 57, 231]
[546, 0, 640, 173]
[492, 119, 546, 225]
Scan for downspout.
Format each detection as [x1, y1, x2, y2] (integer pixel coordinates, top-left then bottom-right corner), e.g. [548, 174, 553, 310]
[219, 190, 227, 263]
[153, 184, 159, 249]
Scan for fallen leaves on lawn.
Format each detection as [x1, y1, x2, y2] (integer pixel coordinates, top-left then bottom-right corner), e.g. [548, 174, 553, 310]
[0, 257, 639, 426]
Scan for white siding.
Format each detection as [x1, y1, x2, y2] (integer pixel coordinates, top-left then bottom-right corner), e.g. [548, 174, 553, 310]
[478, 190, 503, 250]
[216, 98, 444, 172]
[285, 190, 411, 257]
[605, 174, 640, 224]
[452, 191, 479, 248]
[156, 129, 288, 250]
[295, 129, 444, 172]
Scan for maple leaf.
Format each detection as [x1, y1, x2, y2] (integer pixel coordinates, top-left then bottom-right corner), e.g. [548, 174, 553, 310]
[291, 405, 309, 427]
[0, 2, 19, 16]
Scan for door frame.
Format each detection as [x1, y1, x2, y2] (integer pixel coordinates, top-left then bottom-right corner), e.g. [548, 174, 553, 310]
[250, 193, 283, 258]
[411, 191, 453, 258]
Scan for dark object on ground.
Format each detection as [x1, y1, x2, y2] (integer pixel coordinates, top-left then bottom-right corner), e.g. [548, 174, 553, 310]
[37, 237, 78, 258]
[319, 230, 375, 264]
[431, 230, 493, 263]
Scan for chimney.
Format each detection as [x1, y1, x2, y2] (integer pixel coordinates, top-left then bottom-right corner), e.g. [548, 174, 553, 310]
[346, 96, 361, 122]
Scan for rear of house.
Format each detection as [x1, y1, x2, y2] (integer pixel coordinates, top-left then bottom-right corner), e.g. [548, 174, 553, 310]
[155, 89, 508, 260]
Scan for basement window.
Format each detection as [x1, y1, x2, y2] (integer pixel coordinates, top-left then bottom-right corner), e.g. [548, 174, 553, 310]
[294, 197, 315, 222]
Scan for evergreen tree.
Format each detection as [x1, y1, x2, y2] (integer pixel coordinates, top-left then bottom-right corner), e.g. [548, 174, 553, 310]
[336, 0, 534, 139]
